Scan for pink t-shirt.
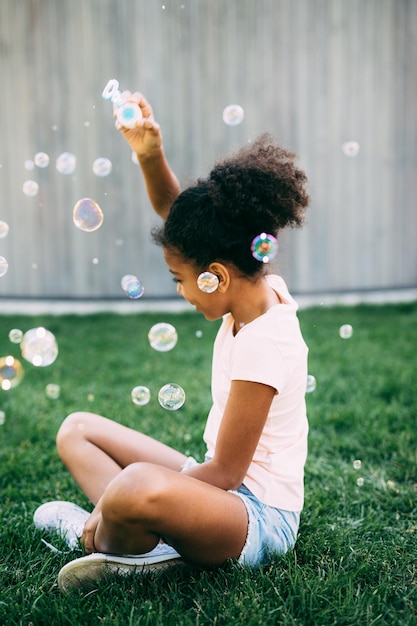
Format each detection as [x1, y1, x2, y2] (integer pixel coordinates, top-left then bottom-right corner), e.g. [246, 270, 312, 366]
[203, 275, 309, 511]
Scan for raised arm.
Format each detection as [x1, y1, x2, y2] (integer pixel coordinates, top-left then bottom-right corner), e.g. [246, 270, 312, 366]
[116, 91, 181, 221]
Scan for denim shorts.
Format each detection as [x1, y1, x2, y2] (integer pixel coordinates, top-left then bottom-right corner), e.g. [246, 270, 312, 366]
[230, 483, 300, 568]
[182, 456, 300, 568]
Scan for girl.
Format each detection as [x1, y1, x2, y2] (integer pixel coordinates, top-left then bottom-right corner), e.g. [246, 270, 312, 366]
[34, 93, 310, 593]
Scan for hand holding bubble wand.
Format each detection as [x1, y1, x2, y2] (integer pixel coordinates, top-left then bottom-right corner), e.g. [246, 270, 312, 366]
[102, 79, 143, 129]
[103, 79, 179, 220]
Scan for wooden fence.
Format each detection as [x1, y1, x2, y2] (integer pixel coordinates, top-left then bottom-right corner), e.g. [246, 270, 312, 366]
[0, 0, 415, 299]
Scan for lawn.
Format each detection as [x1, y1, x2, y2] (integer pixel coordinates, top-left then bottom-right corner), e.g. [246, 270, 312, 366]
[0, 302, 416, 625]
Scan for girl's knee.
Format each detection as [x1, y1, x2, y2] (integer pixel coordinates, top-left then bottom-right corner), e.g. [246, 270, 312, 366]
[56, 411, 90, 459]
[101, 463, 170, 524]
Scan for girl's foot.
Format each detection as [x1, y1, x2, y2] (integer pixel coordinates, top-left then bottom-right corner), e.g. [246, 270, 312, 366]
[33, 500, 90, 550]
[58, 543, 183, 593]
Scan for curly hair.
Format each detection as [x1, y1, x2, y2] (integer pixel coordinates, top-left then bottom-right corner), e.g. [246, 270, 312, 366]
[153, 134, 309, 277]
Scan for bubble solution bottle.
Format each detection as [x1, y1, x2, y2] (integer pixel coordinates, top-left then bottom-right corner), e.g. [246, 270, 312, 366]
[102, 79, 142, 128]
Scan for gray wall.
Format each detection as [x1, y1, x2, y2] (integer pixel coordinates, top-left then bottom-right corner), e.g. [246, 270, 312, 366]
[0, 0, 415, 300]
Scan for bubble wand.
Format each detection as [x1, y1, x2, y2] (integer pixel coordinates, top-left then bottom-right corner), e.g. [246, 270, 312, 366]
[102, 79, 142, 128]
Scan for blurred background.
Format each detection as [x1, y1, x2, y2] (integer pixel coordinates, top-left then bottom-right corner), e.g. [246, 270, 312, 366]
[0, 0, 415, 303]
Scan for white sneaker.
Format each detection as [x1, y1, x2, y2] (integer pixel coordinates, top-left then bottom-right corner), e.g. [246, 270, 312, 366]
[33, 500, 90, 550]
[58, 543, 183, 593]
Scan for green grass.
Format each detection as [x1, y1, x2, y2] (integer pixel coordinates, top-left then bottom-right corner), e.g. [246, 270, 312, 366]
[0, 302, 416, 625]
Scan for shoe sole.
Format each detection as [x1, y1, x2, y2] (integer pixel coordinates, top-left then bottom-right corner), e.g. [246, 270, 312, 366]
[58, 552, 184, 593]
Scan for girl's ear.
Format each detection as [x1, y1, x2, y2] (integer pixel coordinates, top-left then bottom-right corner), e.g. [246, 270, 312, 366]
[208, 262, 230, 293]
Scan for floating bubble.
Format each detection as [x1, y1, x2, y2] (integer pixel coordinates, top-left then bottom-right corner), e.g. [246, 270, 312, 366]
[356, 477, 364, 487]
[131, 385, 151, 406]
[148, 323, 178, 352]
[197, 272, 219, 293]
[22, 180, 39, 197]
[0, 256, 8, 277]
[121, 274, 144, 299]
[8, 328, 23, 344]
[45, 383, 60, 399]
[87, 393, 95, 402]
[20, 327, 58, 367]
[24, 159, 35, 170]
[73, 198, 104, 232]
[353, 459, 362, 470]
[56, 152, 77, 175]
[158, 383, 185, 410]
[306, 374, 316, 393]
[0, 355, 24, 390]
[0, 410, 5, 425]
[223, 104, 244, 126]
[342, 141, 360, 157]
[195, 330, 203, 338]
[0, 221, 9, 238]
[92, 157, 112, 177]
[339, 324, 353, 339]
[251, 233, 278, 263]
[34, 152, 50, 168]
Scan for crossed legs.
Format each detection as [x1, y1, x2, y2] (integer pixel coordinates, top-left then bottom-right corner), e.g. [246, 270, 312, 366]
[56, 412, 248, 567]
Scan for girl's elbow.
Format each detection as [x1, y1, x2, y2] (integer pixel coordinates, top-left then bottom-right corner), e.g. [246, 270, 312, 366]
[223, 469, 246, 491]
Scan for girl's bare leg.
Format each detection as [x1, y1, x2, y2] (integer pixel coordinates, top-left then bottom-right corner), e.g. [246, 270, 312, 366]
[56, 412, 188, 505]
[94, 462, 249, 566]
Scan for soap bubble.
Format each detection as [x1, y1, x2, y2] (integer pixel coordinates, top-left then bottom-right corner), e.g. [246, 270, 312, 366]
[223, 104, 244, 126]
[0, 221, 9, 238]
[8, 328, 23, 344]
[339, 324, 353, 339]
[20, 327, 58, 367]
[24, 159, 35, 170]
[0, 356, 24, 390]
[195, 330, 203, 338]
[22, 180, 39, 197]
[251, 233, 278, 263]
[306, 374, 316, 393]
[342, 141, 360, 157]
[73, 198, 103, 232]
[56, 152, 77, 175]
[0, 256, 8, 277]
[0, 410, 5, 425]
[92, 157, 112, 177]
[158, 383, 185, 410]
[197, 272, 219, 293]
[34, 152, 50, 168]
[131, 385, 151, 406]
[45, 383, 60, 399]
[148, 323, 178, 352]
[121, 274, 144, 299]
[356, 477, 364, 487]
[353, 459, 362, 470]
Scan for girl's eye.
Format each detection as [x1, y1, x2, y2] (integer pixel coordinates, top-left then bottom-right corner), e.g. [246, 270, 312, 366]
[172, 278, 181, 284]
